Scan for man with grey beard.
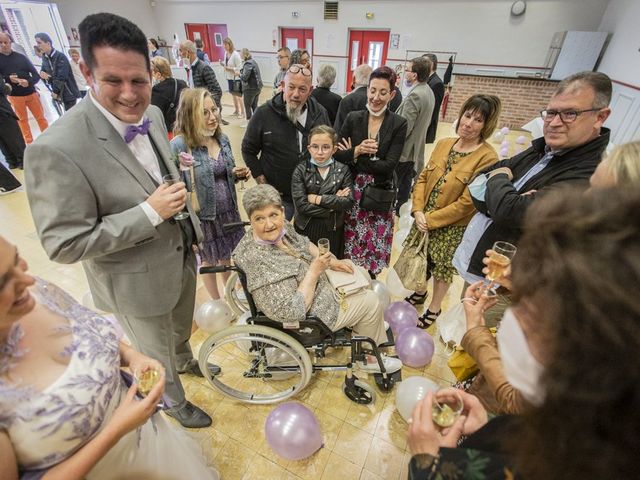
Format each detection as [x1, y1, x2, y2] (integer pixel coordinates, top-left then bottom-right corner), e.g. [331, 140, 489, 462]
[242, 64, 329, 219]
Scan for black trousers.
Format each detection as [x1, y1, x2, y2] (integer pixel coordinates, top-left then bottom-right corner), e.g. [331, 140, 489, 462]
[395, 161, 417, 215]
[0, 162, 21, 192]
[63, 98, 77, 111]
[0, 116, 26, 168]
[243, 88, 261, 120]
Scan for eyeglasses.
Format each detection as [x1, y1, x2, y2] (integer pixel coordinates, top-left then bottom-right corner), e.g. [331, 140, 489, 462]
[540, 108, 601, 123]
[309, 144, 333, 152]
[287, 64, 312, 77]
[277, 55, 289, 60]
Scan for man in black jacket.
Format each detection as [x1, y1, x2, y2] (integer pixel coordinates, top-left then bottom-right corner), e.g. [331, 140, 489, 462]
[179, 40, 226, 124]
[0, 76, 25, 170]
[453, 71, 612, 283]
[423, 53, 445, 144]
[333, 63, 371, 133]
[242, 64, 330, 219]
[36, 32, 79, 111]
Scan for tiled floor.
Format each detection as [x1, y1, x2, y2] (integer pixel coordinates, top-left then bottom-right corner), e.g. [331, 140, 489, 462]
[0, 90, 531, 479]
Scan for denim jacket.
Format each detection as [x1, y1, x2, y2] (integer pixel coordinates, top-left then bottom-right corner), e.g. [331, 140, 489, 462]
[170, 133, 238, 221]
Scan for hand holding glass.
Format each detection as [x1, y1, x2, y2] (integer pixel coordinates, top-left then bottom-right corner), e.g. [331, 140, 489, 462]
[485, 241, 517, 295]
[162, 173, 190, 220]
[134, 368, 160, 397]
[369, 132, 380, 161]
[317, 238, 330, 255]
[432, 390, 463, 428]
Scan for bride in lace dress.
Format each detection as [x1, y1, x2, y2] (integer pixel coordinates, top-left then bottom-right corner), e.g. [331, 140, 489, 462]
[0, 235, 218, 480]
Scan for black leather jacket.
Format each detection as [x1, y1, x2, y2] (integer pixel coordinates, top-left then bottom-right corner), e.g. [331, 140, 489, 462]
[291, 159, 354, 231]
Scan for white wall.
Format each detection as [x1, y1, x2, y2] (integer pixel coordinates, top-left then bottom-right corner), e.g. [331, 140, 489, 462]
[597, 0, 640, 144]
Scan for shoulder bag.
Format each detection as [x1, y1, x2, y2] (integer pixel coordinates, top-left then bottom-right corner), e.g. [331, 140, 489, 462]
[360, 173, 397, 213]
[325, 260, 370, 311]
[393, 227, 429, 292]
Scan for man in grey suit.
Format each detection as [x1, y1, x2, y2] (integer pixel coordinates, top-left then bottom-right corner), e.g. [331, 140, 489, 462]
[395, 56, 435, 214]
[24, 13, 213, 428]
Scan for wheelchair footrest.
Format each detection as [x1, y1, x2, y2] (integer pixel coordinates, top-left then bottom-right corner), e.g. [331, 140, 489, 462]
[342, 374, 376, 404]
[373, 369, 402, 392]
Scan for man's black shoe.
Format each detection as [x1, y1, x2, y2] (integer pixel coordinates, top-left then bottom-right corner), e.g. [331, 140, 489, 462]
[165, 401, 212, 428]
[177, 358, 221, 377]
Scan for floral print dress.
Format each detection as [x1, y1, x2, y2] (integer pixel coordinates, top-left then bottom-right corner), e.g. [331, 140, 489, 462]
[343, 172, 395, 275]
[0, 279, 217, 479]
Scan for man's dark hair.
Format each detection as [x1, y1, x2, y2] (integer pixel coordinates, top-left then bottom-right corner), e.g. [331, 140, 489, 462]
[290, 49, 309, 65]
[555, 71, 612, 109]
[422, 53, 438, 71]
[148, 38, 159, 50]
[34, 32, 53, 45]
[410, 56, 431, 83]
[195, 38, 204, 49]
[79, 13, 150, 73]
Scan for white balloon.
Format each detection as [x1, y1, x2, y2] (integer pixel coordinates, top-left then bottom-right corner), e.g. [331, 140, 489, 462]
[393, 228, 410, 248]
[370, 280, 391, 310]
[385, 267, 413, 299]
[396, 376, 440, 422]
[265, 347, 297, 380]
[500, 126, 510, 135]
[398, 201, 412, 218]
[195, 299, 234, 333]
[399, 215, 413, 231]
[492, 131, 504, 143]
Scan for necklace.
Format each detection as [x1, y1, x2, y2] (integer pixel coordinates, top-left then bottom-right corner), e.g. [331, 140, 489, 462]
[0, 323, 26, 376]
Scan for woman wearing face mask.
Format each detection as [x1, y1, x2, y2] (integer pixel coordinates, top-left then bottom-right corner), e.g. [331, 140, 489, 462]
[150, 56, 187, 139]
[407, 187, 640, 479]
[171, 88, 249, 301]
[335, 66, 408, 278]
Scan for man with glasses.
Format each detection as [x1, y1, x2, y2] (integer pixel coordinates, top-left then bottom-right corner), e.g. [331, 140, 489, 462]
[453, 71, 612, 289]
[242, 63, 329, 219]
[273, 47, 290, 96]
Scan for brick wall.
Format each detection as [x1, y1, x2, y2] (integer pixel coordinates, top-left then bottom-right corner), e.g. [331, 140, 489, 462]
[443, 75, 559, 129]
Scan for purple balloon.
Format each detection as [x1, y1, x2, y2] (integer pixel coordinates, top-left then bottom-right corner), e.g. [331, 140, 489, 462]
[500, 147, 509, 157]
[265, 402, 323, 460]
[396, 327, 435, 368]
[384, 301, 419, 335]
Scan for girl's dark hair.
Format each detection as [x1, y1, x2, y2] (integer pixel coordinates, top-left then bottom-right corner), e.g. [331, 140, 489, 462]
[148, 38, 159, 49]
[455, 94, 502, 141]
[369, 66, 397, 91]
[79, 13, 150, 73]
[309, 125, 337, 145]
[510, 187, 640, 479]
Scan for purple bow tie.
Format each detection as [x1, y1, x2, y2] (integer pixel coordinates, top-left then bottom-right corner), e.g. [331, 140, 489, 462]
[124, 118, 152, 143]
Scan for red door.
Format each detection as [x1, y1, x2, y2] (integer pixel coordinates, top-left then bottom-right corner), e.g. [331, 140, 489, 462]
[184, 23, 228, 62]
[346, 30, 390, 91]
[281, 28, 313, 64]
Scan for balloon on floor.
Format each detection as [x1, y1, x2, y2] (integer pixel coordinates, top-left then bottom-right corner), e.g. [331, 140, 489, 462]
[384, 301, 419, 335]
[396, 327, 435, 368]
[396, 376, 440, 422]
[195, 299, 233, 333]
[370, 280, 391, 310]
[265, 402, 323, 460]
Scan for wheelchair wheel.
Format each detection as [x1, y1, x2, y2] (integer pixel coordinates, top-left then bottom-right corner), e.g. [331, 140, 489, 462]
[198, 325, 313, 404]
[224, 272, 250, 316]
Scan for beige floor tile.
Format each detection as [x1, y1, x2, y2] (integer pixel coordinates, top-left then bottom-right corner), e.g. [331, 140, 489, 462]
[313, 408, 344, 451]
[316, 383, 357, 420]
[373, 405, 408, 451]
[344, 394, 386, 434]
[321, 451, 362, 480]
[242, 453, 288, 479]
[285, 446, 330, 480]
[396, 450, 413, 480]
[214, 438, 257, 479]
[360, 469, 384, 480]
[363, 436, 404, 480]
[333, 422, 373, 467]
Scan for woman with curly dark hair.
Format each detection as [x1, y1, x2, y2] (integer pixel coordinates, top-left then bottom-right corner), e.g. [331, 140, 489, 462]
[406, 186, 640, 479]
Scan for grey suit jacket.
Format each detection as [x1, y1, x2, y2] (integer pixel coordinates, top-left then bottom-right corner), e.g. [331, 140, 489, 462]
[396, 82, 435, 173]
[24, 96, 203, 317]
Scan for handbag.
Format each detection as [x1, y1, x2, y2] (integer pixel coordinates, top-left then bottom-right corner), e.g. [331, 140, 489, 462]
[325, 261, 370, 311]
[393, 228, 429, 291]
[359, 174, 397, 213]
[447, 328, 497, 381]
[232, 79, 242, 94]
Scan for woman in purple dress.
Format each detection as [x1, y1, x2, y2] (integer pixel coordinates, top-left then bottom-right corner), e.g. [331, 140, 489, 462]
[171, 88, 250, 300]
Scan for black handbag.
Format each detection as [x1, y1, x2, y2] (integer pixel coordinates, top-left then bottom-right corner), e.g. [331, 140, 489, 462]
[359, 174, 397, 213]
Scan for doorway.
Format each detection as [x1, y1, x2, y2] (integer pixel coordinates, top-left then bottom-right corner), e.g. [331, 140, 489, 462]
[184, 23, 228, 62]
[280, 28, 313, 63]
[346, 30, 390, 92]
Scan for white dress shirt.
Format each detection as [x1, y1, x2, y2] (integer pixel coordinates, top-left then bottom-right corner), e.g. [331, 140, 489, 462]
[89, 92, 164, 226]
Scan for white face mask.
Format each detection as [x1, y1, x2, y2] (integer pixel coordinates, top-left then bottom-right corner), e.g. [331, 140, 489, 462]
[366, 103, 387, 117]
[497, 307, 545, 406]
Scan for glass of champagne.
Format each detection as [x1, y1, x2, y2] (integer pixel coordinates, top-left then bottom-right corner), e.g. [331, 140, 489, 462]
[432, 390, 464, 428]
[369, 131, 380, 161]
[317, 238, 330, 255]
[134, 368, 160, 397]
[485, 241, 517, 295]
[162, 173, 190, 220]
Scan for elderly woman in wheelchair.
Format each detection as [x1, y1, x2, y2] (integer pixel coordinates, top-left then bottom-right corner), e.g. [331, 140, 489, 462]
[198, 185, 402, 405]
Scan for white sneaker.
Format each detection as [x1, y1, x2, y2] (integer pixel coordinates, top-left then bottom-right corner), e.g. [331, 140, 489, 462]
[384, 321, 390, 331]
[356, 354, 402, 374]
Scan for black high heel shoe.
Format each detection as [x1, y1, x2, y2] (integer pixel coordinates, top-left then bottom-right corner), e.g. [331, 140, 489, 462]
[417, 309, 441, 329]
[404, 291, 428, 306]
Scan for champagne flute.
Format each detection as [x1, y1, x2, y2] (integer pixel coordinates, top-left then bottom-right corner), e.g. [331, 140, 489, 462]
[369, 131, 380, 161]
[134, 368, 160, 397]
[317, 238, 330, 255]
[162, 173, 190, 220]
[485, 241, 517, 296]
[432, 390, 463, 428]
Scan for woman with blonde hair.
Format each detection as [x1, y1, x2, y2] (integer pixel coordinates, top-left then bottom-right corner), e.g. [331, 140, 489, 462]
[220, 37, 244, 118]
[170, 88, 250, 300]
[590, 140, 640, 189]
[150, 56, 187, 138]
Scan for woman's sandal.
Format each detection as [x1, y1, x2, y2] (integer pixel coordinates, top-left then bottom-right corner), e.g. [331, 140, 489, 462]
[404, 291, 428, 306]
[417, 309, 441, 329]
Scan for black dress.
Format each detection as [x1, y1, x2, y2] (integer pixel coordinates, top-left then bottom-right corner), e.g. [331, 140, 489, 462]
[151, 78, 188, 131]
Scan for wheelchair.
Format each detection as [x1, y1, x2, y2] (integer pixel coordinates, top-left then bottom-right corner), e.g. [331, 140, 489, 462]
[197, 225, 402, 405]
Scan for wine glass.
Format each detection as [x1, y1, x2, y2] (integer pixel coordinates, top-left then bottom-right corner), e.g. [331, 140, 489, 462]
[369, 131, 380, 161]
[317, 238, 330, 255]
[162, 173, 190, 220]
[485, 241, 517, 296]
[432, 390, 463, 428]
[134, 368, 160, 397]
